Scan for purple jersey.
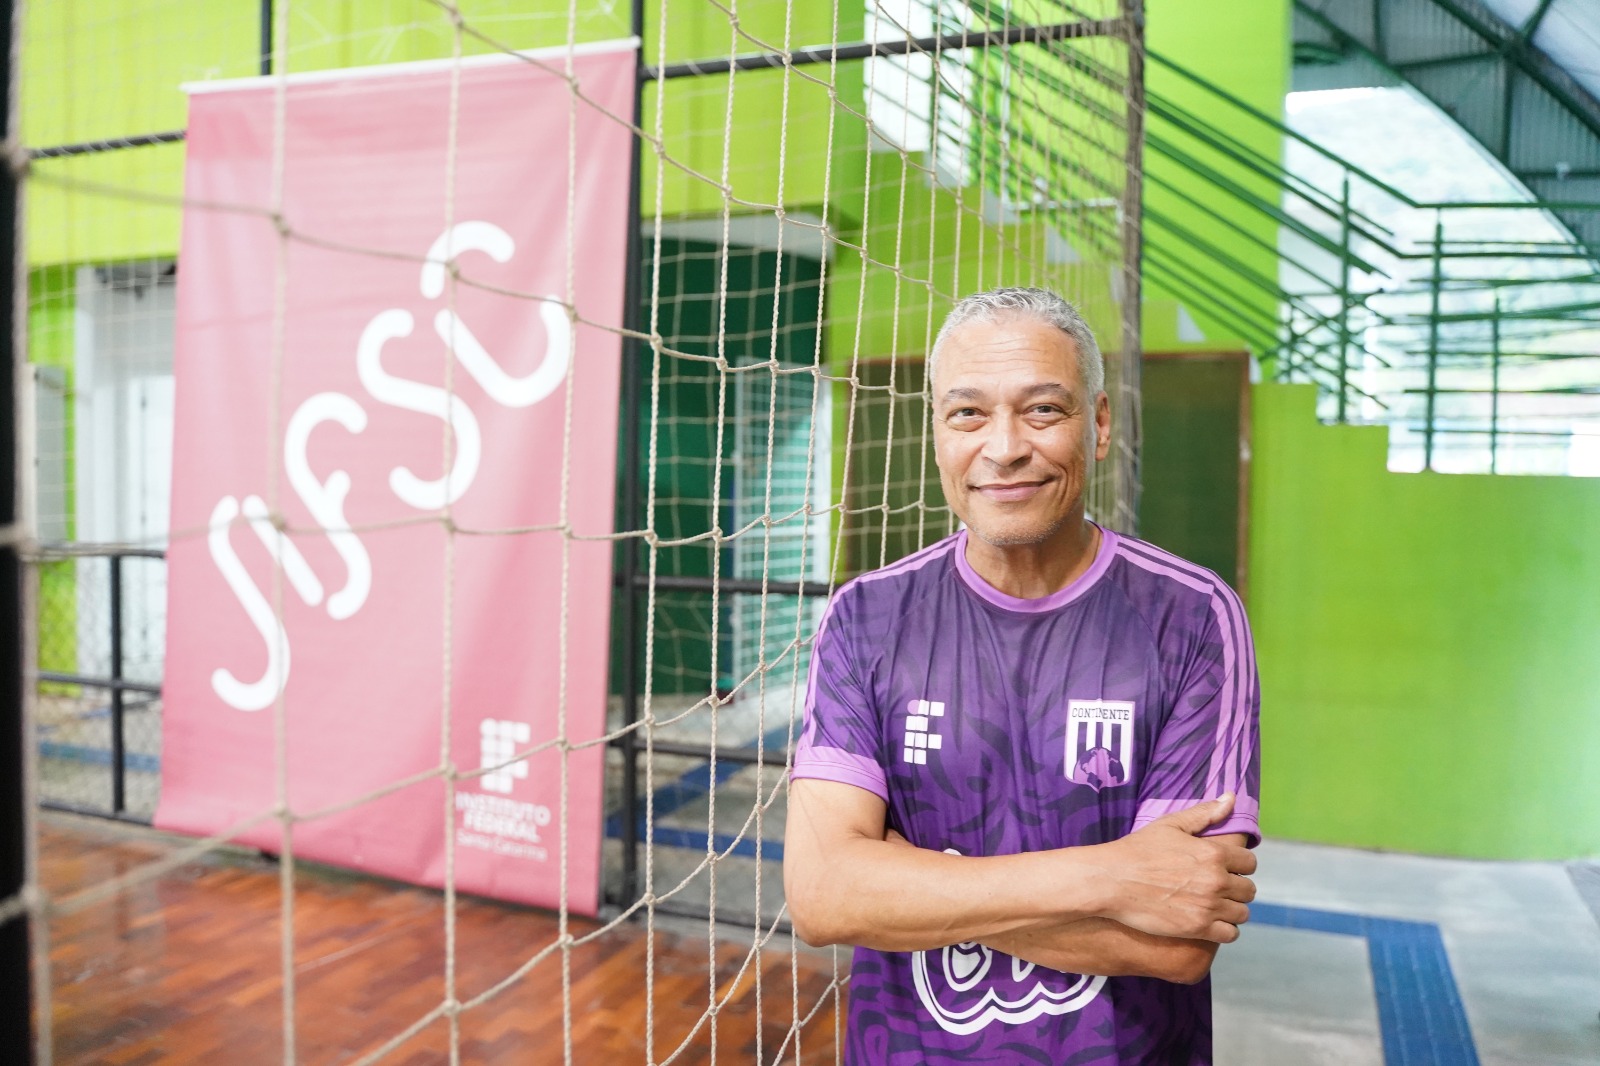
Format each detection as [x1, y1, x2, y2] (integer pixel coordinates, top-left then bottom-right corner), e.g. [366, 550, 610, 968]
[792, 526, 1260, 1065]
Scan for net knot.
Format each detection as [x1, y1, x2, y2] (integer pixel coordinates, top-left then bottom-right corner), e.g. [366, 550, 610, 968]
[4, 140, 31, 178]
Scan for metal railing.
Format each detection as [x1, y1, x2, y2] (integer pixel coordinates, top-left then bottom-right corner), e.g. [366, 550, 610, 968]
[940, 39, 1600, 473]
[31, 544, 164, 823]
[1135, 50, 1600, 475]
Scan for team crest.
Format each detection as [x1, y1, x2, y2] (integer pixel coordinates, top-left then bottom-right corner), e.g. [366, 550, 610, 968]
[1066, 699, 1135, 791]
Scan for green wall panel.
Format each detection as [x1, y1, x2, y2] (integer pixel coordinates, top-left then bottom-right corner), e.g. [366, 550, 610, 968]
[29, 270, 78, 677]
[1250, 384, 1600, 860]
[19, 1, 865, 267]
[21, 1, 257, 266]
[1142, 0, 1291, 352]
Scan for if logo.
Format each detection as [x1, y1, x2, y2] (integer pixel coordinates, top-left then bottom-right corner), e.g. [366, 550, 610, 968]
[903, 699, 946, 765]
[479, 718, 532, 794]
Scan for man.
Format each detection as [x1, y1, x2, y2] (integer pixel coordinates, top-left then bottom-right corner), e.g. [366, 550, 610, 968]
[784, 287, 1260, 1064]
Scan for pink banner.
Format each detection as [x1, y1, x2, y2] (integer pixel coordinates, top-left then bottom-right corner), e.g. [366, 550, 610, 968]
[156, 42, 637, 916]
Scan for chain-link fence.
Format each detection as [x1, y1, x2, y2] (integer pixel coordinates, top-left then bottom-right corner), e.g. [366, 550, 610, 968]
[32, 547, 164, 821]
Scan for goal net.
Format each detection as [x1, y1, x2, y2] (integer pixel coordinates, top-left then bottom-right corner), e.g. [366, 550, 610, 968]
[10, 1, 1145, 1061]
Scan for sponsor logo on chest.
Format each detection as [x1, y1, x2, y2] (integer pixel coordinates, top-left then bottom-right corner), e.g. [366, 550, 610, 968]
[1066, 699, 1135, 791]
[902, 698, 945, 765]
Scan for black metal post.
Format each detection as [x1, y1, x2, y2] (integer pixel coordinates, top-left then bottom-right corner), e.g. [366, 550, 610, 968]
[1490, 294, 1501, 474]
[614, 0, 647, 911]
[1, 0, 34, 1053]
[108, 555, 126, 815]
[259, 1, 274, 77]
[30, 15, 1123, 161]
[1336, 173, 1352, 423]
[1118, 0, 1146, 533]
[1424, 214, 1444, 471]
[642, 17, 1119, 80]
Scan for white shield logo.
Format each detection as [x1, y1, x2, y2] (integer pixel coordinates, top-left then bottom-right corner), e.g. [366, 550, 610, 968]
[1066, 699, 1135, 791]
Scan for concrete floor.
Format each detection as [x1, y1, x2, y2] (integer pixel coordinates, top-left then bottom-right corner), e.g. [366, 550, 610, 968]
[1214, 839, 1600, 1066]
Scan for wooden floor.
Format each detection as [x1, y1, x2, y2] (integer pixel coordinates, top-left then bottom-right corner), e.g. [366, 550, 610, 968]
[39, 813, 846, 1065]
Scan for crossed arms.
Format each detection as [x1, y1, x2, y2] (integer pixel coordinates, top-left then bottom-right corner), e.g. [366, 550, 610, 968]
[782, 779, 1257, 986]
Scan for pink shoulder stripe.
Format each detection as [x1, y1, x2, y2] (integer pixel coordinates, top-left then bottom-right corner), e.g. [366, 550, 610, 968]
[851, 532, 961, 588]
[790, 747, 889, 803]
[1114, 541, 1255, 800]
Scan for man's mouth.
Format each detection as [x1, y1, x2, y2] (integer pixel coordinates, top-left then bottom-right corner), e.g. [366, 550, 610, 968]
[972, 481, 1046, 502]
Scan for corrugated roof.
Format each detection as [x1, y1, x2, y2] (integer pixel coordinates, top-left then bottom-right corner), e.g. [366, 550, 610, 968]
[1294, 0, 1600, 250]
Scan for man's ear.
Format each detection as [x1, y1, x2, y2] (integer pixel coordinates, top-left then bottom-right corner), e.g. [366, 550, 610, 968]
[1094, 391, 1112, 461]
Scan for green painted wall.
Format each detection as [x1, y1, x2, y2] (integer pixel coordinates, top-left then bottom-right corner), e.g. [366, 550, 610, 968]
[29, 270, 77, 679]
[21, 2, 255, 265]
[1142, 0, 1291, 352]
[1250, 383, 1600, 860]
[20, 1, 861, 267]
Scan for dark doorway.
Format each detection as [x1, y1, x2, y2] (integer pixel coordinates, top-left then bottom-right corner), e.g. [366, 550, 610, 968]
[1137, 351, 1251, 597]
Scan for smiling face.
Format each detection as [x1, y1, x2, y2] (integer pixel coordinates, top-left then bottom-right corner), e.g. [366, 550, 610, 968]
[931, 315, 1111, 548]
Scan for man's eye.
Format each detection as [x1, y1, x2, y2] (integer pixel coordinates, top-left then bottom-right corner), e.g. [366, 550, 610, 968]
[1029, 405, 1065, 416]
[947, 407, 980, 420]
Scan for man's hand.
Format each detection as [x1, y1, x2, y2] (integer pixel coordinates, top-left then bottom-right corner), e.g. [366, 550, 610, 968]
[1085, 793, 1257, 944]
[881, 811, 1251, 982]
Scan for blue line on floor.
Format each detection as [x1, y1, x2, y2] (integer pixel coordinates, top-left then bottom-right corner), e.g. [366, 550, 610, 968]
[606, 724, 793, 862]
[1253, 902, 1479, 1066]
[38, 741, 160, 774]
[613, 740, 1481, 1065]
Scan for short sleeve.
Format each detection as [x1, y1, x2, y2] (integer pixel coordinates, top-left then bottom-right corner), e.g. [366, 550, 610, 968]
[790, 587, 889, 802]
[1132, 583, 1262, 847]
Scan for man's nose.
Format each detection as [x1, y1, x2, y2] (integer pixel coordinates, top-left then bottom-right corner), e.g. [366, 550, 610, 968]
[980, 411, 1029, 468]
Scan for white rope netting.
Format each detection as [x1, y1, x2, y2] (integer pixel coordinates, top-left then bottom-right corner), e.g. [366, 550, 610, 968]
[8, 1, 1144, 1062]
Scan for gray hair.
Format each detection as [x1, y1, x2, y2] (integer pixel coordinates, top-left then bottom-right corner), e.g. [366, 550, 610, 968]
[928, 286, 1105, 397]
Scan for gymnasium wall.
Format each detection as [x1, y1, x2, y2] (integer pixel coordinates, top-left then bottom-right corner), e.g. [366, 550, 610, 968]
[1141, 0, 1292, 352]
[1249, 384, 1600, 861]
[19, 0, 861, 266]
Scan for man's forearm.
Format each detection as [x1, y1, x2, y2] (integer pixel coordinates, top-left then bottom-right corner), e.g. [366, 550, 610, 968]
[786, 832, 1110, 952]
[981, 918, 1218, 985]
[784, 781, 1254, 955]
